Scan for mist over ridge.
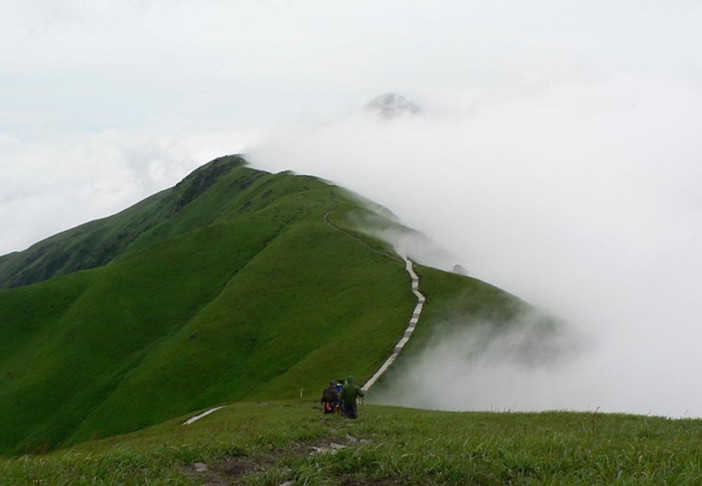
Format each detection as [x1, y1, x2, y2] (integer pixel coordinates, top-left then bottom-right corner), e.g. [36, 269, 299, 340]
[248, 79, 702, 418]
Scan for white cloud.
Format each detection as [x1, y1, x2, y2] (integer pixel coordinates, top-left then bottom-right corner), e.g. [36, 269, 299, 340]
[247, 72, 702, 417]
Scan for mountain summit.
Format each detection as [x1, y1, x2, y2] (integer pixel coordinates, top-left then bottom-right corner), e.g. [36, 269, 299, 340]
[365, 93, 420, 118]
[0, 155, 528, 455]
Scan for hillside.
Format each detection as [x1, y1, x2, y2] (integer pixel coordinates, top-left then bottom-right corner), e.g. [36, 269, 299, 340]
[1, 156, 271, 289]
[0, 155, 526, 456]
[2, 400, 700, 485]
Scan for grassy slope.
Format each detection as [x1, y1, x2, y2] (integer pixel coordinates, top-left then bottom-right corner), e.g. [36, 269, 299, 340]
[0, 221, 270, 453]
[1, 400, 700, 485]
[66, 197, 412, 445]
[0, 191, 169, 289]
[0, 158, 419, 454]
[0, 155, 263, 290]
[364, 263, 534, 397]
[0, 155, 548, 464]
[2, 157, 693, 482]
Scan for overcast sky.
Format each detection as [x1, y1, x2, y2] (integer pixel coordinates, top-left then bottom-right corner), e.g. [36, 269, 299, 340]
[2, 0, 702, 417]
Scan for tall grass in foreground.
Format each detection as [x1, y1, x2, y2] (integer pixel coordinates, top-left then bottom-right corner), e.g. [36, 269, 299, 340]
[1, 401, 700, 485]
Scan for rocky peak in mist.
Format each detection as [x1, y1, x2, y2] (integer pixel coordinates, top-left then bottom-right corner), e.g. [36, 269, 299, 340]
[365, 93, 421, 118]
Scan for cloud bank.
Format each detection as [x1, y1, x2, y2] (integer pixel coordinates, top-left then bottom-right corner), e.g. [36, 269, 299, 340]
[248, 74, 702, 417]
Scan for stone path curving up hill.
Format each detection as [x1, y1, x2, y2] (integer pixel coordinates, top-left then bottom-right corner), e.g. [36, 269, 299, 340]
[184, 202, 424, 424]
[323, 199, 426, 390]
[361, 257, 425, 392]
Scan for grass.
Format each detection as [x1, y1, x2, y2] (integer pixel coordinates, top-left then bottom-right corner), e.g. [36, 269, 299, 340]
[0, 154, 595, 477]
[0, 400, 700, 485]
[0, 157, 432, 454]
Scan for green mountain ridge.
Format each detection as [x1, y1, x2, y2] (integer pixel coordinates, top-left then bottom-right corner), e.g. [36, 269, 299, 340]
[0, 156, 264, 289]
[0, 155, 525, 456]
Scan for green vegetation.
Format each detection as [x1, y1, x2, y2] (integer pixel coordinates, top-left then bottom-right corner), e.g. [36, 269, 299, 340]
[1, 400, 699, 485]
[0, 155, 529, 457]
[1, 156, 697, 483]
[0, 157, 241, 289]
[0, 156, 433, 454]
[401, 264, 529, 350]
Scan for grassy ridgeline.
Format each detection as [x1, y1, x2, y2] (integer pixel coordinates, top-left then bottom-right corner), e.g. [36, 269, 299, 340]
[1, 400, 700, 485]
[2, 157, 698, 483]
[0, 158, 419, 454]
[0, 155, 566, 461]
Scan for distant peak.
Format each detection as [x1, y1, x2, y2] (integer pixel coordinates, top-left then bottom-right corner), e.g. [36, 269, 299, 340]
[364, 93, 420, 118]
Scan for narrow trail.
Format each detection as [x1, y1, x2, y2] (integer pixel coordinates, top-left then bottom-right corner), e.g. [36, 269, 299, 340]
[322, 199, 402, 263]
[322, 197, 425, 392]
[182, 406, 225, 425]
[361, 257, 425, 392]
[183, 200, 423, 424]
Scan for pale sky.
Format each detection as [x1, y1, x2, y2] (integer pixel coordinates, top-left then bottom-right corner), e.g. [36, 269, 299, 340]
[2, 0, 702, 417]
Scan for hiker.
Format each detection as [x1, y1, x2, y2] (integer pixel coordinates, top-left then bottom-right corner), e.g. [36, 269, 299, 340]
[335, 379, 344, 395]
[339, 376, 364, 419]
[320, 380, 340, 414]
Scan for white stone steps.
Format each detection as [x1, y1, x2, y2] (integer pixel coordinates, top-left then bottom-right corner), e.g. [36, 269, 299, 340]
[363, 257, 425, 392]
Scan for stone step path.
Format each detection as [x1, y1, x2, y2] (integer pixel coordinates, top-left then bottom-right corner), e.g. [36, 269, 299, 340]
[182, 406, 226, 425]
[183, 205, 424, 424]
[362, 257, 425, 392]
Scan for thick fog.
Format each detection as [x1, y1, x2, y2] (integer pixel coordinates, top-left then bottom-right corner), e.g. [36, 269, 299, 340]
[248, 78, 702, 418]
[2, 0, 702, 416]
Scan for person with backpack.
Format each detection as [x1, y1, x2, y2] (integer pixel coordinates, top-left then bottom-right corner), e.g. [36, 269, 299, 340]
[339, 376, 364, 419]
[334, 378, 344, 395]
[320, 381, 340, 414]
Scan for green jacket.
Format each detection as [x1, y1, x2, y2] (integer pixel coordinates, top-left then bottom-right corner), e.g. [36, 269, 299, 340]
[340, 376, 365, 404]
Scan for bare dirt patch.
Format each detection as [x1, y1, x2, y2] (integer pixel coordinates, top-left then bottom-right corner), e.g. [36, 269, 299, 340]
[184, 434, 385, 485]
